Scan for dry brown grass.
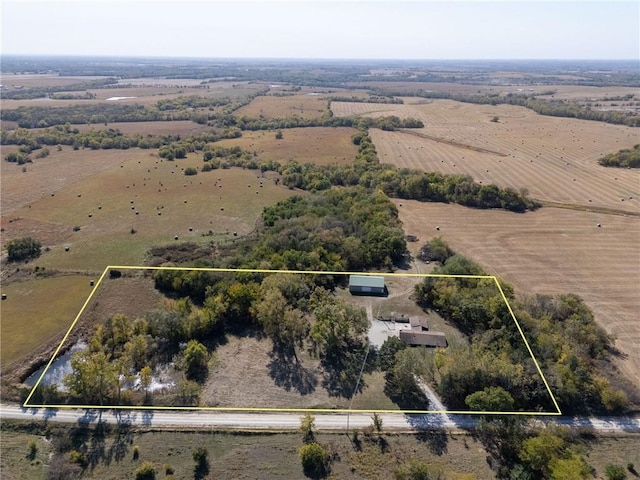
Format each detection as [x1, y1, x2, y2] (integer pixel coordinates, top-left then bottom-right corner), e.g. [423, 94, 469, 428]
[72, 120, 211, 137]
[0, 275, 91, 366]
[214, 126, 358, 165]
[235, 93, 329, 118]
[395, 200, 640, 387]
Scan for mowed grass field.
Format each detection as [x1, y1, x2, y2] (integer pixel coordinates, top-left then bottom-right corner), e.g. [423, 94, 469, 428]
[214, 126, 358, 165]
[395, 201, 640, 387]
[235, 92, 329, 118]
[333, 100, 639, 213]
[3, 149, 295, 271]
[0, 275, 90, 366]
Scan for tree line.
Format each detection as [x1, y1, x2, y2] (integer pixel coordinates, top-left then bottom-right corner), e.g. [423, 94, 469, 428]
[409, 238, 629, 415]
[598, 144, 640, 168]
[377, 89, 640, 127]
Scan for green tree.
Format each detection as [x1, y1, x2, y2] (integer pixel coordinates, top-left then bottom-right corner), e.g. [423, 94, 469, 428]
[549, 453, 592, 480]
[6, 236, 41, 262]
[64, 349, 116, 405]
[378, 336, 408, 371]
[183, 340, 208, 382]
[465, 386, 515, 412]
[519, 430, 566, 476]
[310, 298, 367, 358]
[299, 442, 330, 479]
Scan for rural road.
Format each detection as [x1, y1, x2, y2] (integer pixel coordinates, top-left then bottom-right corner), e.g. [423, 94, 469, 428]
[2, 404, 639, 434]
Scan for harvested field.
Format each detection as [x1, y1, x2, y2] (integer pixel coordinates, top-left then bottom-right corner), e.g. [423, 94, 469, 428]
[332, 99, 640, 213]
[395, 201, 640, 387]
[0, 275, 90, 366]
[235, 92, 329, 118]
[1, 147, 151, 215]
[3, 150, 295, 270]
[214, 126, 358, 165]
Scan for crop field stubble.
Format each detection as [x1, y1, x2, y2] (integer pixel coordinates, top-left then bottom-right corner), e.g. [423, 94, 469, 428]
[214, 126, 359, 165]
[235, 91, 330, 119]
[395, 201, 640, 388]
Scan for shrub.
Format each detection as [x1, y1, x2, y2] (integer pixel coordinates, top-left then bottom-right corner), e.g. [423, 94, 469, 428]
[299, 442, 330, 478]
[184, 167, 198, 176]
[27, 440, 37, 460]
[132, 445, 140, 460]
[605, 464, 627, 480]
[134, 461, 156, 480]
[6, 237, 42, 262]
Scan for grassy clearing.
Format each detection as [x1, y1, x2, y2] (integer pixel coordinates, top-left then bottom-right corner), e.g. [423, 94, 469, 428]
[0, 423, 497, 480]
[8, 151, 294, 270]
[0, 275, 91, 365]
[215, 126, 359, 165]
[236, 92, 330, 118]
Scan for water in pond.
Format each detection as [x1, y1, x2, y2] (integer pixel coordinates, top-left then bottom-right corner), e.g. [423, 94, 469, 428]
[25, 341, 87, 388]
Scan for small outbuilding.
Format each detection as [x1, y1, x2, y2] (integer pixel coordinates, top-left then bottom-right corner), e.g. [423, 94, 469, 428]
[409, 316, 428, 332]
[399, 330, 447, 348]
[348, 275, 386, 296]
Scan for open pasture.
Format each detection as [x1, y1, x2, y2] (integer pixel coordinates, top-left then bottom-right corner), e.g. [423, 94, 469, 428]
[333, 99, 640, 213]
[0, 275, 90, 366]
[395, 201, 640, 387]
[4, 150, 295, 270]
[73, 120, 212, 137]
[214, 126, 358, 165]
[235, 92, 329, 119]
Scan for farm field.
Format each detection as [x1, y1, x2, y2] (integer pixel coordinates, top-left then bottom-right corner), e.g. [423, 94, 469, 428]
[214, 126, 358, 165]
[3, 150, 295, 271]
[0, 275, 91, 366]
[333, 99, 640, 213]
[235, 92, 329, 118]
[395, 201, 640, 387]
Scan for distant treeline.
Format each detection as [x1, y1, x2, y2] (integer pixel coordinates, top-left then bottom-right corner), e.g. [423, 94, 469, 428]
[0, 77, 118, 100]
[598, 144, 640, 168]
[377, 90, 640, 127]
[327, 95, 403, 104]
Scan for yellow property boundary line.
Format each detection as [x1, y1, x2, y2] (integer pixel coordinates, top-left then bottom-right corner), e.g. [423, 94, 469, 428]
[24, 266, 562, 416]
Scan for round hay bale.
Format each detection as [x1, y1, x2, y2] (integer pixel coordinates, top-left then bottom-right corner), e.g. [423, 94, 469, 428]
[90, 280, 95, 286]
[65, 246, 70, 251]
[1, 294, 7, 300]
[174, 235, 179, 240]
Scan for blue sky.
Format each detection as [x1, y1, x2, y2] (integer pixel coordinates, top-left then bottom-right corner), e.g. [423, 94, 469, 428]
[2, 1, 638, 60]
